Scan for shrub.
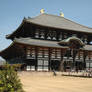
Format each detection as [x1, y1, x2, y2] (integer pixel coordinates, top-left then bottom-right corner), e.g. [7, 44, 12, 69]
[0, 64, 24, 92]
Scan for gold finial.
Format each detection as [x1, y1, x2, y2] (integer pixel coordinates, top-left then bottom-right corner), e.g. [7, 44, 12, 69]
[60, 12, 64, 17]
[40, 9, 45, 14]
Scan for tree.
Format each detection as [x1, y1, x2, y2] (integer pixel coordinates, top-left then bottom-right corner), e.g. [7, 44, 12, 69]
[0, 64, 24, 92]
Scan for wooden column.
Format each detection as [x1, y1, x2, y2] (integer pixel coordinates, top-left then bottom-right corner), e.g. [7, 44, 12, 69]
[62, 32, 64, 40]
[72, 48, 79, 70]
[23, 46, 27, 59]
[35, 47, 38, 71]
[48, 48, 51, 71]
[88, 51, 91, 71]
[23, 46, 28, 71]
[59, 49, 64, 71]
[60, 48, 68, 71]
[83, 50, 87, 70]
[44, 30, 48, 40]
[72, 49, 76, 70]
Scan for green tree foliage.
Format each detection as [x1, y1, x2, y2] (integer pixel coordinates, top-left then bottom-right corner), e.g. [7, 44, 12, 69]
[0, 64, 24, 92]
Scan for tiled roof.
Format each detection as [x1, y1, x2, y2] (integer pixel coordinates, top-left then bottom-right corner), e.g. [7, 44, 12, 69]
[7, 13, 92, 39]
[14, 38, 68, 48]
[26, 13, 92, 33]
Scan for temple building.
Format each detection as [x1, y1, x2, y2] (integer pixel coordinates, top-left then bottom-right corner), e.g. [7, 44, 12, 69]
[0, 12, 92, 71]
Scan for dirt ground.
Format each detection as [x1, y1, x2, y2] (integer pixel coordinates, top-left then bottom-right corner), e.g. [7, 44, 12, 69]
[19, 71, 92, 92]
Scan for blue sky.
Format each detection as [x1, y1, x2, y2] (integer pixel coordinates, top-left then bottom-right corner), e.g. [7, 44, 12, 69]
[0, 0, 92, 52]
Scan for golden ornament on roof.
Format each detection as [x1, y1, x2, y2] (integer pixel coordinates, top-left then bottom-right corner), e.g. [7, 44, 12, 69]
[40, 9, 45, 14]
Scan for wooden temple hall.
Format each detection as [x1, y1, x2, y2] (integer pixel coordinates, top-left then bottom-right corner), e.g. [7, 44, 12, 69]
[0, 11, 92, 71]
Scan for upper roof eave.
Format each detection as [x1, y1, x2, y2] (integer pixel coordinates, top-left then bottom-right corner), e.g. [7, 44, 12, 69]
[25, 20, 92, 34]
[26, 13, 92, 33]
[6, 18, 27, 39]
[6, 13, 92, 39]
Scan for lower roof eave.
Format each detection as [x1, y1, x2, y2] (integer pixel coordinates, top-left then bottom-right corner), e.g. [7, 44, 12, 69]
[0, 39, 68, 60]
[16, 42, 68, 49]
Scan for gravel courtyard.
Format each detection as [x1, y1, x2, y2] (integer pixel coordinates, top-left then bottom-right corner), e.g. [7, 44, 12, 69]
[19, 72, 92, 92]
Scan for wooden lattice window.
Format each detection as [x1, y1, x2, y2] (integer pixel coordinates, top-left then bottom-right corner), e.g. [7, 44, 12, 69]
[52, 31, 56, 40]
[72, 34, 77, 37]
[35, 29, 40, 38]
[59, 32, 62, 40]
[26, 47, 31, 58]
[63, 33, 67, 39]
[84, 35, 87, 44]
[47, 31, 51, 40]
[40, 30, 45, 39]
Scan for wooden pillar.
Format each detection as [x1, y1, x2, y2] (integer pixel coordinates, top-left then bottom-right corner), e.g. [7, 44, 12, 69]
[23, 46, 27, 59]
[73, 49, 76, 70]
[23, 46, 27, 71]
[72, 48, 79, 70]
[44, 30, 48, 40]
[78, 50, 80, 60]
[62, 32, 64, 40]
[35, 47, 38, 71]
[88, 51, 91, 71]
[56, 31, 58, 41]
[48, 48, 51, 71]
[59, 49, 64, 71]
[83, 50, 87, 70]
